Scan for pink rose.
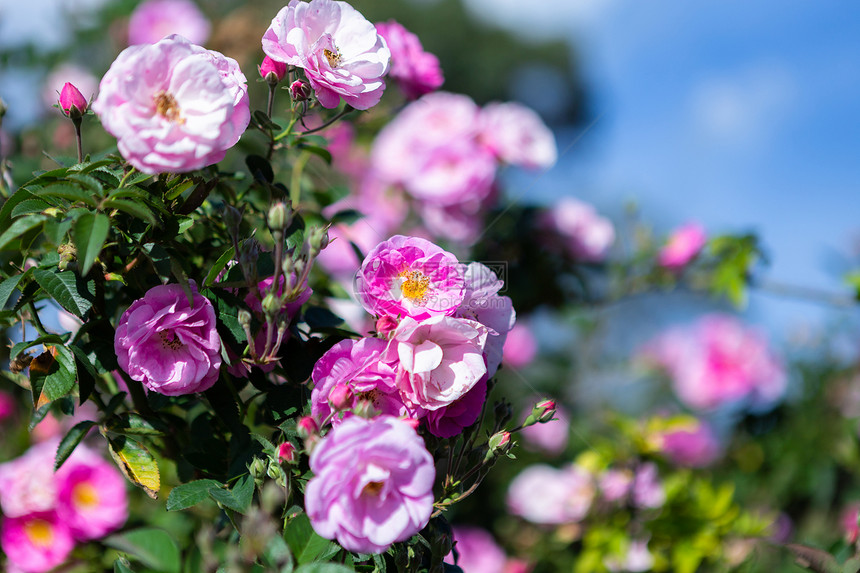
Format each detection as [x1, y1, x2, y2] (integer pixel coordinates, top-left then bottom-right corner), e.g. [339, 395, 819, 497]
[115, 282, 222, 395]
[444, 526, 507, 573]
[605, 539, 655, 573]
[506, 463, 594, 525]
[423, 376, 487, 438]
[1, 511, 75, 573]
[355, 235, 466, 320]
[262, 0, 390, 110]
[658, 222, 707, 269]
[598, 468, 633, 503]
[93, 35, 250, 174]
[659, 418, 722, 467]
[375, 20, 443, 100]
[128, 0, 211, 46]
[55, 447, 128, 540]
[0, 441, 57, 518]
[59, 83, 87, 117]
[545, 197, 615, 262]
[478, 102, 557, 170]
[388, 315, 488, 411]
[502, 322, 538, 369]
[42, 64, 98, 113]
[311, 338, 411, 425]
[305, 415, 434, 553]
[454, 262, 516, 378]
[632, 462, 665, 509]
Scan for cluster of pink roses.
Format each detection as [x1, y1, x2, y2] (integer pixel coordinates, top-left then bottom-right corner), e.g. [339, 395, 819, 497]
[304, 235, 516, 552]
[0, 441, 127, 573]
[642, 313, 786, 411]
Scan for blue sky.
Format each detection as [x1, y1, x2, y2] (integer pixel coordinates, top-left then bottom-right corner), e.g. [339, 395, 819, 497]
[466, 0, 860, 338]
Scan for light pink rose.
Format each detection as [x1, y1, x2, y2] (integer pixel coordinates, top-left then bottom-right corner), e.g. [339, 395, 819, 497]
[659, 418, 722, 467]
[115, 282, 222, 395]
[632, 462, 665, 509]
[605, 539, 655, 573]
[375, 20, 443, 100]
[128, 0, 211, 46]
[502, 322, 538, 369]
[598, 468, 633, 503]
[546, 197, 615, 262]
[454, 262, 516, 378]
[55, 447, 128, 540]
[0, 441, 58, 518]
[444, 526, 507, 573]
[478, 102, 557, 170]
[417, 197, 488, 244]
[262, 0, 390, 110]
[305, 415, 434, 553]
[93, 34, 250, 174]
[506, 463, 594, 524]
[643, 314, 786, 411]
[1, 511, 75, 573]
[355, 235, 466, 320]
[388, 315, 488, 411]
[658, 221, 707, 269]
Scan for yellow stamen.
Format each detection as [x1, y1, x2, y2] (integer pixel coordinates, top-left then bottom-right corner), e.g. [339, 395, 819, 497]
[155, 90, 184, 124]
[72, 482, 100, 509]
[362, 481, 384, 496]
[399, 270, 430, 303]
[159, 330, 183, 350]
[24, 519, 54, 548]
[324, 48, 341, 68]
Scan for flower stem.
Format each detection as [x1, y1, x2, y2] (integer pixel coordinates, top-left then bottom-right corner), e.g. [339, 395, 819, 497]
[72, 117, 83, 163]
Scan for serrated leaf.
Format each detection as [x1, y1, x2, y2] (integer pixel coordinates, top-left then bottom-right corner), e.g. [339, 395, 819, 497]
[55, 420, 97, 470]
[204, 246, 236, 287]
[207, 474, 254, 514]
[10, 335, 66, 361]
[38, 344, 77, 405]
[34, 183, 98, 207]
[106, 412, 169, 436]
[0, 270, 30, 309]
[284, 513, 341, 565]
[104, 528, 180, 573]
[0, 214, 48, 251]
[75, 159, 116, 174]
[11, 198, 53, 217]
[114, 556, 136, 573]
[32, 268, 95, 318]
[0, 189, 38, 224]
[104, 198, 158, 226]
[67, 173, 104, 193]
[73, 212, 111, 275]
[166, 479, 221, 511]
[68, 345, 97, 404]
[253, 110, 282, 131]
[106, 434, 161, 499]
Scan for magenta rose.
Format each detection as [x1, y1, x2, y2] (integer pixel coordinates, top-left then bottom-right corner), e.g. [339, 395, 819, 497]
[658, 221, 707, 269]
[115, 282, 221, 395]
[1, 511, 75, 573]
[311, 337, 412, 425]
[305, 415, 435, 553]
[375, 20, 443, 100]
[355, 235, 466, 320]
[127, 0, 211, 46]
[387, 315, 488, 411]
[262, 0, 390, 110]
[93, 34, 249, 174]
[423, 376, 486, 438]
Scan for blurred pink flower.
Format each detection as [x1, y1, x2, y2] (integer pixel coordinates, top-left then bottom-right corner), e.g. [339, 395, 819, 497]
[0, 391, 15, 423]
[417, 196, 488, 244]
[388, 315, 488, 411]
[520, 405, 569, 455]
[115, 282, 221, 395]
[605, 539, 655, 572]
[632, 462, 665, 509]
[598, 468, 633, 503]
[355, 235, 466, 320]
[1, 511, 75, 573]
[502, 322, 538, 369]
[262, 0, 390, 110]
[0, 441, 57, 517]
[659, 418, 722, 467]
[305, 415, 434, 553]
[643, 314, 786, 411]
[842, 504, 859, 544]
[546, 197, 615, 262]
[93, 34, 249, 174]
[128, 0, 211, 46]
[506, 463, 594, 524]
[55, 447, 127, 540]
[444, 526, 507, 573]
[454, 262, 516, 377]
[375, 20, 443, 100]
[658, 221, 707, 269]
[478, 102, 557, 170]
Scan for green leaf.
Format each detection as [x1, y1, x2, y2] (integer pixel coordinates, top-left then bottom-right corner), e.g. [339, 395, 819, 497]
[284, 513, 341, 565]
[104, 198, 158, 226]
[0, 270, 30, 309]
[11, 198, 53, 217]
[0, 214, 48, 251]
[34, 183, 98, 207]
[204, 246, 236, 287]
[114, 556, 137, 573]
[68, 344, 97, 404]
[294, 565, 355, 573]
[166, 479, 221, 511]
[32, 268, 95, 318]
[0, 189, 38, 225]
[104, 528, 180, 573]
[55, 420, 97, 470]
[296, 144, 332, 165]
[207, 474, 254, 514]
[66, 173, 104, 193]
[106, 412, 169, 436]
[10, 334, 66, 361]
[105, 434, 161, 499]
[40, 344, 77, 405]
[73, 212, 111, 275]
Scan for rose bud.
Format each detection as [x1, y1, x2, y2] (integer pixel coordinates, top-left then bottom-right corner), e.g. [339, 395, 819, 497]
[59, 82, 88, 119]
[277, 442, 297, 464]
[328, 384, 354, 411]
[296, 416, 318, 439]
[259, 56, 287, 85]
[289, 79, 311, 102]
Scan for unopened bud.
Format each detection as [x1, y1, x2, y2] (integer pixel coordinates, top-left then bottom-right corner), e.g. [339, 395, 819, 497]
[261, 293, 281, 317]
[328, 384, 354, 411]
[249, 457, 267, 479]
[375, 315, 398, 336]
[277, 442, 297, 464]
[523, 399, 557, 428]
[485, 431, 515, 462]
[223, 205, 243, 234]
[266, 459, 284, 480]
[259, 56, 287, 85]
[237, 309, 252, 329]
[307, 226, 330, 257]
[59, 82, 88, 119]
[289, 79, 311, 102]
[267, 201, 291, 230]
[296, 416, 318, 439]
[352, 398, 380, 419]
